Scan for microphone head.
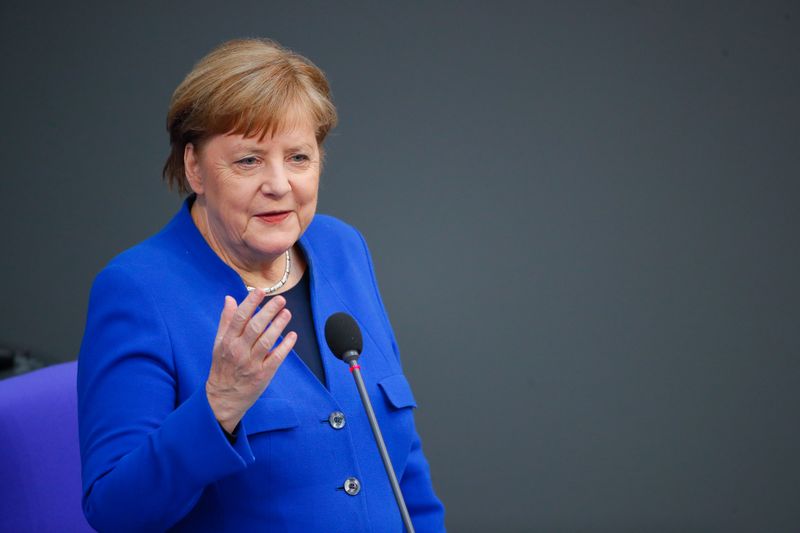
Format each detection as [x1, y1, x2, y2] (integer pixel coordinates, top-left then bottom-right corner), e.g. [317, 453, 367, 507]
[324, 312, 363, 361]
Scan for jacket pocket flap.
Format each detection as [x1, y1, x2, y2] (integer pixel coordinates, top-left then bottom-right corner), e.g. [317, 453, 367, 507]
[378, 374, 417, 409]
[242, 397, 300, 435]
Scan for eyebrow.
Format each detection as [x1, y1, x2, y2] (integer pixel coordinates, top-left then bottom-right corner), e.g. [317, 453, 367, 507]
[233, 142, 315, 154]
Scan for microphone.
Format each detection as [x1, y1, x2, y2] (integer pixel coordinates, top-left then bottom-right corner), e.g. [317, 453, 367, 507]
[324, 312, 415, 533]
[324, 312, 363, 364]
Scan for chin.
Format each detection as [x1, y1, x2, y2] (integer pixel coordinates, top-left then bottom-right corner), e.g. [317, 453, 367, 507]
[250, 236, 298, 257]
[255, 216, 305, 241]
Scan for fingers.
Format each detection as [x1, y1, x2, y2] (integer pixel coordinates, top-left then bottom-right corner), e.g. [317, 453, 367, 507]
[214, 295, 238, 346]
[241, 295, 288, 347]
[252, 307, 292, 356]
[263, 331, 297, 373]
[218, 291, 294, 368]
[225, 288, 267, 339]
[207, 291, 296, 432]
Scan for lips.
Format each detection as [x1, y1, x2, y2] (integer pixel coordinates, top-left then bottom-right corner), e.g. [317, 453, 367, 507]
[255, 211, 291, 224]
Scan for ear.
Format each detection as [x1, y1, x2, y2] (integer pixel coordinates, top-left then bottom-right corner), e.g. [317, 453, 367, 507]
[184, 143, 204, 195]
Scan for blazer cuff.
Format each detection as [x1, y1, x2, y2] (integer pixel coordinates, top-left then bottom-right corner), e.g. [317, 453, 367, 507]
[164, 385, 256, 486]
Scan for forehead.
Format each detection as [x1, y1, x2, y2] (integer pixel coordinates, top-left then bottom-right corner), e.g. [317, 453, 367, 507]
[214, 121, 318, 153]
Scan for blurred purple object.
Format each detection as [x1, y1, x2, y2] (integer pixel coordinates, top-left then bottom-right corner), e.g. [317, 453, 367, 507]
[0, 361, 94, 532]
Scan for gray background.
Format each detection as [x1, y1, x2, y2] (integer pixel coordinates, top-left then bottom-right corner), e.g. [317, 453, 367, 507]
[2, 1, 798, 531]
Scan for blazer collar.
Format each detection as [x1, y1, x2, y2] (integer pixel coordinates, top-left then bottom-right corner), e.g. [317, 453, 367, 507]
[164, 195, 355, 399]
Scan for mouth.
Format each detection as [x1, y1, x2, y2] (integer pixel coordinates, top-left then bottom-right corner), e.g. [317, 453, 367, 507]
[255, 211, 291, 224]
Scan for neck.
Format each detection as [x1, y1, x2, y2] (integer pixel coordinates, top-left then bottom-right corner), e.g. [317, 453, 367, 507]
[190, 197, 306, 294]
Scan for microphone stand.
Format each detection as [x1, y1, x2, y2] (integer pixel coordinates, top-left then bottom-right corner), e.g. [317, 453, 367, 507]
[345, 352, 415, 533]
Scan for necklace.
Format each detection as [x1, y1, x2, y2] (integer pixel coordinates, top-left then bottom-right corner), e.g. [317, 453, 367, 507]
[245, 250, 292, 294]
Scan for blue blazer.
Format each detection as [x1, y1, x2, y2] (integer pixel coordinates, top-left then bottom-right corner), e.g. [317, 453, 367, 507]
[77, 199, 445, 532]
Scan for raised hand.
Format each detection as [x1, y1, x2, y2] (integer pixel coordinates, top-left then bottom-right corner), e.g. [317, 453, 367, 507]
[205, 289, 297, 433]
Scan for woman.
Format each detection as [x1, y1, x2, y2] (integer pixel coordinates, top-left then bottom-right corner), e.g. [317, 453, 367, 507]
[78, 38, 445, 532]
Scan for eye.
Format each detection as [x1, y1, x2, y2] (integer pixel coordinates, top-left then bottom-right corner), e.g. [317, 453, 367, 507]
[288, 153, 310, 164]
[236, 156, 260, 167]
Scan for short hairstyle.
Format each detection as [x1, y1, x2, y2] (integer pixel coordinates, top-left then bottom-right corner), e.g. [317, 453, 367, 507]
[163, 38, 338, 194]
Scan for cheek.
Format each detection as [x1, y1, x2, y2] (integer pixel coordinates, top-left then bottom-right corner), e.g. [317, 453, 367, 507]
[296, 177, 319, 224]
[208, 175, 256, 214]
[205, 180, 252, 231]
[297, 174, 319, 204]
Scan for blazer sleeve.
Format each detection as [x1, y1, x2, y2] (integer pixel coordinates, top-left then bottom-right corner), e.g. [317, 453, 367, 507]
[355, 230, 447, 531]
[77, 265, 255, 532]
[402, 432, 447, 532]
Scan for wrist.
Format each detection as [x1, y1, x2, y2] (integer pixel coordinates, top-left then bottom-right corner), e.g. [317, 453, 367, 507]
[219, 421, 240, 444]
[205, 382, 242, 434]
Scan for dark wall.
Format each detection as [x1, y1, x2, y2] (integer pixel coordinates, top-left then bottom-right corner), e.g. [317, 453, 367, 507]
[2, 1, 798, 531]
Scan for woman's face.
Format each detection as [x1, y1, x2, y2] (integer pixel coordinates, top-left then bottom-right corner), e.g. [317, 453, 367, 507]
[185, 120, 320, 269]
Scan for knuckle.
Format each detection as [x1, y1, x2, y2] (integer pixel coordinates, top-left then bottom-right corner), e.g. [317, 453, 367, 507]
[272, 341, 291, 360]
[228, 338, 247, 357]
[246, 320, 263, 337]
[269, 350, 289, 368]
[269, 313, 290, 333]
[276, 310, 291, 325]
[258, 335, 275, 352]
[262, 355, 281, 372]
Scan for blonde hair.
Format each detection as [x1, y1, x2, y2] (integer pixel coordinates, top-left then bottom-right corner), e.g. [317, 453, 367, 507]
[163, 38, 338, 193]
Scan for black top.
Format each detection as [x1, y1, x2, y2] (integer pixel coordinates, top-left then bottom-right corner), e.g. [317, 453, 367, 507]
[279, 271, 326, 387]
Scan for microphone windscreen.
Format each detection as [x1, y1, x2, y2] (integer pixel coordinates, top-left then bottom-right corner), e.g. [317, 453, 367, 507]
[324, 312, 363, 360]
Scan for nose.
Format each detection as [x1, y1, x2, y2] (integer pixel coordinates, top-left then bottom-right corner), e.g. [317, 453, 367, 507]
[259, 159, 292, 197]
